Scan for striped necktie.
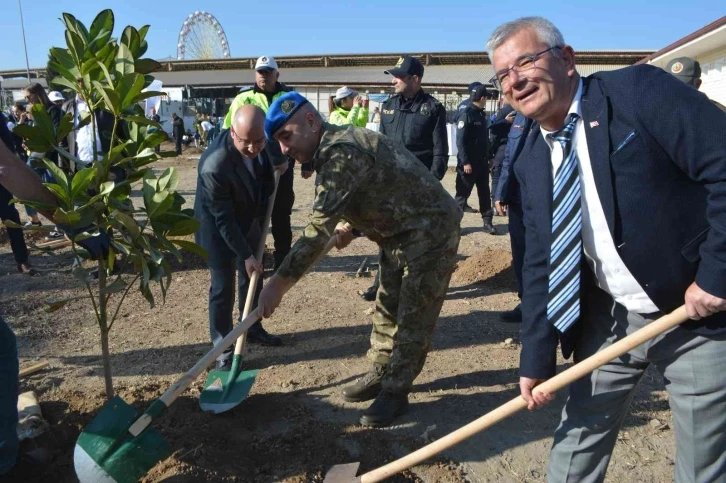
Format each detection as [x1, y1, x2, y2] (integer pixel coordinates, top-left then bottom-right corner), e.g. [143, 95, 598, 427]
[547, 113, 582, 332]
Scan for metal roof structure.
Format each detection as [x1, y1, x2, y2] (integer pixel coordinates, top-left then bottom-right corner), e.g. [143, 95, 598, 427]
[1, 50, 650, 95]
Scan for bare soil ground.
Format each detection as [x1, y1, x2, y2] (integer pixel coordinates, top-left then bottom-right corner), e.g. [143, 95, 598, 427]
[0, 147, 675, 482]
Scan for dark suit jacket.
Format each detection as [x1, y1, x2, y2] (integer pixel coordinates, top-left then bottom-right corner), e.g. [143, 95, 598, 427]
[194, 130, 274, 269]
[515, 64, 726, 379]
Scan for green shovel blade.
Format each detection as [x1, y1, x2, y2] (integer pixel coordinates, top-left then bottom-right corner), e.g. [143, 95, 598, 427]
[74, 395, 171, 483]
[199, 356, 258, 414]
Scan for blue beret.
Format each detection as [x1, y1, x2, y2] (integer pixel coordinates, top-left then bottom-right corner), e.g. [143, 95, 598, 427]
[265, 92, 309, 139]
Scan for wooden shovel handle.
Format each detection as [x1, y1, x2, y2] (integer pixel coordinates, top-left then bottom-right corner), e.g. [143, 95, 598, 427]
[234, 169, 282, 356]
[19, 361, 49, 378]
[156, 234, 340, 410]
[360, 305, 689, 483]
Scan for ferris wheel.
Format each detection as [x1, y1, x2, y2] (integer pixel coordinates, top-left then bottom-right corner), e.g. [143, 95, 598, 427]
[177, 11, 231, 60]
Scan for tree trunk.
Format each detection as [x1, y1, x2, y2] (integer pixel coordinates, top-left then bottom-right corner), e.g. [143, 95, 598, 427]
[98, 259, 114, 400]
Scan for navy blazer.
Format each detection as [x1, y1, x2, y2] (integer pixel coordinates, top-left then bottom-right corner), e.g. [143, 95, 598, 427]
[515, 65, 726, 379]
[194, 130, 274, 269]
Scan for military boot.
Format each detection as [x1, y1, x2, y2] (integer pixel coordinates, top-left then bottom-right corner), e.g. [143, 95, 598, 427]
[483, 217, 496, 234]
[359, 390, 409, 427]
[342, 363, 386, 402]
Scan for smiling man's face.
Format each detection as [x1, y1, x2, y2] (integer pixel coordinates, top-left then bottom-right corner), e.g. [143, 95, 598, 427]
[492, 27, 577, 130]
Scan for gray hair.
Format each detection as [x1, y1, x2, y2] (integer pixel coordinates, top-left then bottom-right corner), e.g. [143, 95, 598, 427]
[486, 17, 565, 58]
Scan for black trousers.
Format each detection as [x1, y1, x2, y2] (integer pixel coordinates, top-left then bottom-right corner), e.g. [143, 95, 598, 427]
[271, 161, 295, 268]
[174, 136, 182, 155]
[508, 201, 525, 298]
[454, 168, 492, 217]
[208, 221, 264, 361]
[0, 185, 28, 265]
[490, 146, 506, 209]
[208, 264, 264, 361]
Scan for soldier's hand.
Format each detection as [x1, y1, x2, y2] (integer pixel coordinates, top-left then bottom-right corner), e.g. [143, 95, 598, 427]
[301, 169, 314, 179]
[495, 201, 507, 216]
[506, 111, 516, 124]
[463, 164, 473, 175]
[244, 256, 263, 280]
[334, 223, 355, 250]
[258, 280, 283, 318]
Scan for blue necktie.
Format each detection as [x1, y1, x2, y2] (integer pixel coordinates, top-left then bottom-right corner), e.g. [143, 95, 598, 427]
[547, 113, 582, 332]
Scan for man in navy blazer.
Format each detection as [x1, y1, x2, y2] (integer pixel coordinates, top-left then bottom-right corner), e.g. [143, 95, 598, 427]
[195, 105, 286, 368]
[488, 17, 726, 482]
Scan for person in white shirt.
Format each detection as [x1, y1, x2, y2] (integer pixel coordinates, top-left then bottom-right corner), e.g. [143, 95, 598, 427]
[488, 16, 726, 482]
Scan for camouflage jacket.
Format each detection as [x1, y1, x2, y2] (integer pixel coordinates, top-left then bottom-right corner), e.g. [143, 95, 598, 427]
[277, 123, 462, 281]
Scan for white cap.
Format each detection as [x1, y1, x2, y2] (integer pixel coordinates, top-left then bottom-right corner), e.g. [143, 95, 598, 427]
[334, 86, 357, 100]
[48, 91, 64, 102]
[255, 56, 278, 71]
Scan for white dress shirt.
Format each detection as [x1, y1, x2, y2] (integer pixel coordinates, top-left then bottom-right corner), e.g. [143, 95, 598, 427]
[540, 80, 658, 314]
[74, 97, 102, 164]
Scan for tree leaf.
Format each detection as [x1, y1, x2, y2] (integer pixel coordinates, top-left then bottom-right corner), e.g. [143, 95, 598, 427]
[171, 239, 208, 259]
[120, 26, 141, 57]
[100, 277, 127, 295]
[65, 30, 86, 66]
[89, 9, 114, 43]
[48, 61, 79, 85]
[131, 91, 165, 104]
[56, 112, 75, 145]
[70, 166, 98, 201]
[50, 48, 78, 73]
[147, 190, 173, 218]
[43, 159, 70, 197]
[115, 43, 135, 77]
[11, 124, 53, 153]
[113, 211, 140, 238]
[157, 168, 179, 192]
[46, 295, 90, 313]
[117, 73, 145, 110]
[134, 58, 161, 75]
[166, 218, 200, 237]
[92, 81, 120, 115]
[45, 183, 72, 208]
[29, 104, 58, 146]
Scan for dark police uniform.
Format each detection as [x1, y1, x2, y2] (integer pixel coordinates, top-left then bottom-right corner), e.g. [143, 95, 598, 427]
[454, 91, 494, 231]
[380, 56, 449, 180]
[488, 104, 515, 211]
[455, 81, 485, 123]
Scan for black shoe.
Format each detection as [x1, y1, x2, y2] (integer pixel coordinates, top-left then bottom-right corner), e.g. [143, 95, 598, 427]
[342, 363, 386, 402]
[360, 283, 378, 302]
[463, 204, 479, 214]
[359, 390, 409, 427]
[500, 304, 522, 323]
[215, 359, 232, 372]
[247, 325, 283, 346]
[483, 219, 496, 235]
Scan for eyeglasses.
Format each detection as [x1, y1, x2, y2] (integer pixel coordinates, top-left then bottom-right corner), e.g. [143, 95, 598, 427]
[489, 46, 562, 91]
[230, 126, 266, 149]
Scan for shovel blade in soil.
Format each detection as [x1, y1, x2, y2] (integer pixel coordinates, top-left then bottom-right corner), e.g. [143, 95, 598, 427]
[199, 368, 258, 414]
[323, 462, 362, 483]
[74, 396, 170, 483]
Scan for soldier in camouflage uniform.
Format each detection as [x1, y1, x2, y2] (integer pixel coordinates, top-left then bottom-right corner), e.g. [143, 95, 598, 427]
[258, 92, 462, 427]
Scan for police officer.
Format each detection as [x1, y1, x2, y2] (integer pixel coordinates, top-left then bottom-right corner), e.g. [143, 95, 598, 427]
[455, 85, 495, 234]
[380, 56, 448, 179]
[488, 102, 516, 214]
[455, 81, 484, 122]
[360, 56, 449, 301]
[223, 56, 314, 277]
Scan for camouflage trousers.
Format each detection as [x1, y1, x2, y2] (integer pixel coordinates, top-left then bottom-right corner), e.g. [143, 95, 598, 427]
[367, 230, 460, 394]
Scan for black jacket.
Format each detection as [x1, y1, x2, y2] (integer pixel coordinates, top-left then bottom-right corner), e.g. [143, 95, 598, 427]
[455, 104, 489, 172]
[488, 104, 515, 158]
[172, 117, 185, 140]
[380, 90, 449, 180]
[194, 130, 274, 269]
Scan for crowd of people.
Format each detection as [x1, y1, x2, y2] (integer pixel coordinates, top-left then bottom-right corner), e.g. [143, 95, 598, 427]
[1, 14, 726, 482]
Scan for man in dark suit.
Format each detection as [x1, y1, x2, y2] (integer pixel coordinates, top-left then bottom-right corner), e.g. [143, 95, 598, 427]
[194, 105, 285, 368]
[488, 17, 726, 482]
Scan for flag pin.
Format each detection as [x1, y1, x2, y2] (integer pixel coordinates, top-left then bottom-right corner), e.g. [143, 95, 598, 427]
[590, 120, 599, 128]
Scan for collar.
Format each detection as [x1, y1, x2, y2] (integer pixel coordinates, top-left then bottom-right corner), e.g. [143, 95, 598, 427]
[253, 82, 283, 95]
[540, 78, 583, 148]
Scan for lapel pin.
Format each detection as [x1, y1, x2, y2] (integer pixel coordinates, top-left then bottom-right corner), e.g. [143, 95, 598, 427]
[589, 120, 600, 128]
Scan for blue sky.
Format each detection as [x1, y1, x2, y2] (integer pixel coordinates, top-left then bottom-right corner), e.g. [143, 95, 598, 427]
[2, 0, 724, 70]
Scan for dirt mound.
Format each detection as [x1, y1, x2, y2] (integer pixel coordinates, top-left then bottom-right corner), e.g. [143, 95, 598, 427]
[452, 249, 514, 287]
